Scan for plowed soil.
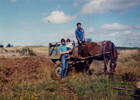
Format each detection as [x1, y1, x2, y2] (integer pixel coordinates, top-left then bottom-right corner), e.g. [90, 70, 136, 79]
[0, 57, 53, 83]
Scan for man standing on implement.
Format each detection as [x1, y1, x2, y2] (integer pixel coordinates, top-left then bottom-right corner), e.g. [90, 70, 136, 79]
[75, 22, 85, 57]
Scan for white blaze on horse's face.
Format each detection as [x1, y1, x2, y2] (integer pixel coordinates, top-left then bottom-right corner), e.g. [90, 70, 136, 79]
[112, 63, 114, 66]
[110, 63, 116, 74]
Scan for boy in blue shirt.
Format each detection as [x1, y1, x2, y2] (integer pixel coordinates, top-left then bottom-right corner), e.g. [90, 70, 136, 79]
[58, 38, 69, 78]
[75, 22, 85, 57]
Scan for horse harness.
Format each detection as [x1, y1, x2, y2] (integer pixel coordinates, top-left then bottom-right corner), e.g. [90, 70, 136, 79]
[85, 40, 108, 57]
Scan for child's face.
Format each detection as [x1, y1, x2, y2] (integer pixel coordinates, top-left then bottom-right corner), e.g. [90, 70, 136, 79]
[67, 41, 70, 43]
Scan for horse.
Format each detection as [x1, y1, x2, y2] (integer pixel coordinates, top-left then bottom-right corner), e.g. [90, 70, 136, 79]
[82, 40, 118, 76]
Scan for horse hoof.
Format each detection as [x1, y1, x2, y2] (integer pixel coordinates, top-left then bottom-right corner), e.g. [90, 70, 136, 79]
[87, 72, 92, 76]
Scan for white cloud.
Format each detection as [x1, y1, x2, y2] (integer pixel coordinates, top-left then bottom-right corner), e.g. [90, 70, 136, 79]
[129, 37, 138, 40]
[81, 0, 140, 14]
[59, 27, 94, 38]
[42, 11, 76, 24]
[73, 0, 90, 6]
[19, 21, 27, 26]
[19, 21, 35, 30]
[56, 5, 61, 9]
[108, 30, 140, 41]
[108, 30, 133, 37]
[109, 32, 120, 37]
[73, 2, 78, 6]
[108, 30, 132, 37]
[123, 30, 132, 35]
[135, 25, 140, 29]
[60, 29, 75, 38]
[27, 22, 35, 30]
[108, 30, 140, 46]
[84, 27, 94, 34]
[11, 0, 17, 2]
[41, 12, 47, 16]
[100, 23, 131, 31]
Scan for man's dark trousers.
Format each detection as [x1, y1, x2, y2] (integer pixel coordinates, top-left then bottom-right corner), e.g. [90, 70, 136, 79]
[78, 41, 85, 56]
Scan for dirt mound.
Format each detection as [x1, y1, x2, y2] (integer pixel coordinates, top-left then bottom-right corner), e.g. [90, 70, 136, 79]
[0, 57, 54, 83]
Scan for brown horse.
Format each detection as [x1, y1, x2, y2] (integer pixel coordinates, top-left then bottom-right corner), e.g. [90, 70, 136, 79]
[82, 40, 118, 76]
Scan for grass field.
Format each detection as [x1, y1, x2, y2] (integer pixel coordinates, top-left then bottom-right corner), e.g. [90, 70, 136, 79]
[4, 46, 49, 51]
[0, 47, 140, 100]
[2, 46, 49, 58]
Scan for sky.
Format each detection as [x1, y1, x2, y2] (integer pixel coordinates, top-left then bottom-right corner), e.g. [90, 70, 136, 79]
[0, 0, 140, 47]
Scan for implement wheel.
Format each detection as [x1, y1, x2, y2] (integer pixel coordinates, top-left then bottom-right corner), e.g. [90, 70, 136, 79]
[54, 63, 62, 76]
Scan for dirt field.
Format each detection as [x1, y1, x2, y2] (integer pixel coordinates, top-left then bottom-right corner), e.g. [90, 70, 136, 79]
[0, 57, 53, 83]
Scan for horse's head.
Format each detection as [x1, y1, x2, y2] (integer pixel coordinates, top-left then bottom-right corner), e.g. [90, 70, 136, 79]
[110, 61, 117, 75]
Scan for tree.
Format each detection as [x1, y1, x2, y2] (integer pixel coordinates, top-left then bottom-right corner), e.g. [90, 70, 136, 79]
[6, 43, 13, 47]
[0, 45, 4, 48]
[86, 38, 92, 43]
[0, 42, 4, 48]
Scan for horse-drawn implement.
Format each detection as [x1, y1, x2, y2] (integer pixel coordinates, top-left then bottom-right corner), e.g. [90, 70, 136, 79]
[48, 40, 118, 76]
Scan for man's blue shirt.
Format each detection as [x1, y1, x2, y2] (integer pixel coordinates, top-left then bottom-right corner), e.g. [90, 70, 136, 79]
[58, 44, 68, 56]
[75, 28, 84, 43]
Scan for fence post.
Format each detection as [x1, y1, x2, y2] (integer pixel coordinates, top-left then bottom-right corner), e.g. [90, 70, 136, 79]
[49, 43, 51, 56]
[56, 43, 58, 55]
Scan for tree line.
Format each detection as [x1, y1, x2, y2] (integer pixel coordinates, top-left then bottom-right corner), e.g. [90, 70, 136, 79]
[0, 43, 13, 48]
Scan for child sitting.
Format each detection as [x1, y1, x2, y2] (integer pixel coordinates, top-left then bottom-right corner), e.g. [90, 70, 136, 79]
[66, 38, 73, 59]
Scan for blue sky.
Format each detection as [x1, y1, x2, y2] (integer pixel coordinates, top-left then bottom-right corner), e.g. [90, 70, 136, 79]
[0, 0, 140, 47]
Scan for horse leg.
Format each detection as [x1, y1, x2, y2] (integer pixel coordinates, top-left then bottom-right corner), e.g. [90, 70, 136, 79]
[110, 59, 117, 75]
[84, 60, 88, 74]
[104, 57, 109, 76]
[86, 59, 93, 76]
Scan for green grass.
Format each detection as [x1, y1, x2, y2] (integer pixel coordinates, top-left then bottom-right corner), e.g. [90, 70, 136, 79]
[66, 75, 137, 100]
[0, 71, 139, 100]
[0, 80, 66, 100]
